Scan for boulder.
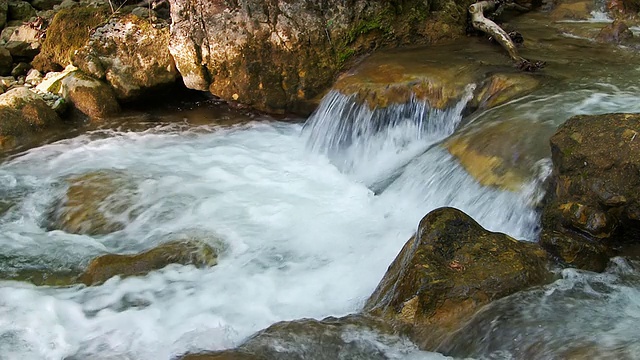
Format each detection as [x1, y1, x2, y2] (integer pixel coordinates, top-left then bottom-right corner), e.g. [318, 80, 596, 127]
[32, 6, 109, 73]
[7, 0, 36, 21]
[3, 24, 42, 61]
[444, 119, 555, 191]
[180, 315, 402, 360]
[471, 72, 540, 110]
[31, 0, 63, 11]
[58, 70, 120, 119]
[73, 14, 178, 101]
[78, 239, 218, 285]
[0, 0, 7, 29]
[168, 0, 476, 114]
[0, 47, 12, 76]
[0, 86, 61, 151]
[596, 19, 634, 44]
[11, 61, 30, 77]
[49, 170, 137, 235]
[549, 0, 594, 20]
[364, 207, 550, 349]
[540, 113, 640, 271]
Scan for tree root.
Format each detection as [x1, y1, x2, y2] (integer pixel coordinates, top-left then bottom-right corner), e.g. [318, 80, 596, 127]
[469, 0, 545, 72]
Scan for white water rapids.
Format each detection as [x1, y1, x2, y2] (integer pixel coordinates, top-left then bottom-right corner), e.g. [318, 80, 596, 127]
[1, 81, 640, 359]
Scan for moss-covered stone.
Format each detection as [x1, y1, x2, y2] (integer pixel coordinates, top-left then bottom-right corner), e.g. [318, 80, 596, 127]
[541, 113, 640, 271]
[0, 86, 62, 152]
[32, 6, 109, 73]
[49, 170, 136, 236]
[365, 207, 550, 349]
[78, 239, 218, 285]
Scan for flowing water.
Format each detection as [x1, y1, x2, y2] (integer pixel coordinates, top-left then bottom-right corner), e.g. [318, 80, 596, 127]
[3, 15, 640, 360]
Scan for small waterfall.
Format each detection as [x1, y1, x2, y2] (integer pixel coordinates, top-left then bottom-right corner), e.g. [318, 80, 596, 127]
[303, 85, 475, 186]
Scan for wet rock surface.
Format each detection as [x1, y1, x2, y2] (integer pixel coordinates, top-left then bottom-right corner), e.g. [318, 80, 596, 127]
[49, 169, 137, 235]
[364, 207, 550, 349]
[179, 315, 419, 360]
[79, 239, 218, 285]
[541, 113, 640, 271]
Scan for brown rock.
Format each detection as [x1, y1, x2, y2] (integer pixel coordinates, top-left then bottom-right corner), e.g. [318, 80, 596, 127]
[541, 113, 640, 270]
[550, 0, 594, 20]
[364, 207, 550, 349]
[0, 86, 62, 151]
[167, 0, 477, 114]
[60, 70, 120, 119]
[73, 14, 178, 101]
[445, 119, 555, 191]
[472, 72, 540, 110]
[79, 239, 218, 285]
[596, 20, 634, 44]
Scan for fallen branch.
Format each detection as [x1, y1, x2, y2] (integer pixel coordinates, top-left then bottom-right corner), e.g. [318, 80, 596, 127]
[469, 0, 545, 71]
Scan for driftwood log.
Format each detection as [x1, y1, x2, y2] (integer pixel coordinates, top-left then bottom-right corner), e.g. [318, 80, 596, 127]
[469, 0, 545, 71]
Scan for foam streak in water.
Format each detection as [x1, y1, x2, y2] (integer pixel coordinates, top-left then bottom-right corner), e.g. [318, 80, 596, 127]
[303, 86, 475, 185]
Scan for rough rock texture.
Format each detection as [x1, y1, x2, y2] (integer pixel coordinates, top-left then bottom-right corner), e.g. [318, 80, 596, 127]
[74, 14, 178, 100]
[0, 86, 62, 150]
[596, 19, 634, 44]
[0, 0, 7, 29]
[364, 207, 550, 349]
[0, 47, 12, 75]
[445, 119, 555, 191]
[168, 0, 476, 114]
[541, 113, 640, 271]
[79, 239, 218, 285]
[59, 70, 120, 118]
[49, 170, 137, 235]
[179, 315, 399, 360]
[32, 6, 109, 73]
[7, 0, 36, 21]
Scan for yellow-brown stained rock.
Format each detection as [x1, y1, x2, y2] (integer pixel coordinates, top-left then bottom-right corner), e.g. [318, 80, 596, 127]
[51, 170, 135, 236]
[365, 207, 550, 349]
[79, 240, 218, 286]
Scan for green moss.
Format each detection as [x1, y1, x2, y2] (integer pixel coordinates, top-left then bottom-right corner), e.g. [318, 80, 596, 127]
[32, 6, 109, 72]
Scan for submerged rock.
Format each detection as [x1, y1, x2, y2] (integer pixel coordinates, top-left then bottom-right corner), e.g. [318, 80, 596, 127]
[472, 72, 540, 110]
[0, 86, 62, 151]
[364, 207, 550, 349]
[180, 315, 414, 360]
[541, 113, 640, 271]
[50, 170, 137, 236]
[596, 19, 634, 44]
[79, 239, 218, 285]
[74, 14, 178, 101]
[549, 0, 595, 20]
[58, 70, 120, 119]
[444, 119, 555, 191]
[168, 0, 476, 114]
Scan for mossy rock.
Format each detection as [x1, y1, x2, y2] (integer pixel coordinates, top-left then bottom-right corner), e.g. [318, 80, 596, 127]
[78, 239, 218, 285]
[32, 6, 109, 73]
[49, 170, 137, 236]
[444, 119, 555, 191]
[364, 207, 550, 349]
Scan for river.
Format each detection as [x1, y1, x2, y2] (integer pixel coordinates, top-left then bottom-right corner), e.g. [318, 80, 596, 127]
[2, 13, 640, 360]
